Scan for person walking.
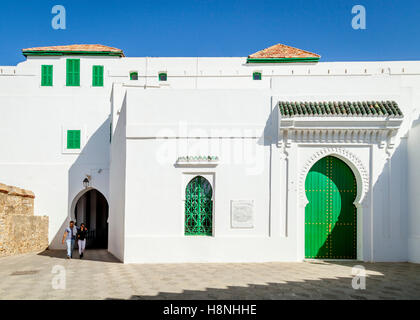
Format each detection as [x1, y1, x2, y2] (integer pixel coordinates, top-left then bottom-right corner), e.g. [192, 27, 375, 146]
[77, 223, 88, 259]
[62, 220, 77, 259]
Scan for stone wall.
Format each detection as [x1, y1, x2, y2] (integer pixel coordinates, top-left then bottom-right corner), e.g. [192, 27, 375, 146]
[0, 183, 48, 257]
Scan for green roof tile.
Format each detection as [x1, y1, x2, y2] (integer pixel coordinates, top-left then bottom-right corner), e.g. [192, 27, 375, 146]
[279, 101, 403, 118]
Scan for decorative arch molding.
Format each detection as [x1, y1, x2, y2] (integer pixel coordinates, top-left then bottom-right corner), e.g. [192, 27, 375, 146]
[298, 147, 369, 207]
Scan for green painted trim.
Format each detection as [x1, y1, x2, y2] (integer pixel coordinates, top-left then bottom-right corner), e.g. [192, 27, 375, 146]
[247, 57, 320, 63]
[23, 50, 123, 57]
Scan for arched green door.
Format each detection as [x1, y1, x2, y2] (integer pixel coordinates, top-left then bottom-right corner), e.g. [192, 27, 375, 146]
[305, 156, 357, 259]
[185, 176, 213, 236]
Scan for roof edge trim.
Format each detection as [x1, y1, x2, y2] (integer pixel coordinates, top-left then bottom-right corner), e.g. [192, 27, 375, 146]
[247, 57, 320, 63]
[22, 50, 124, 57]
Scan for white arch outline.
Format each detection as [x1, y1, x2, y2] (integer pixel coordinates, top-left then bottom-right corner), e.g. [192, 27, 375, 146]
[69, 187, 109, 222]
[299, 147, 369, 208]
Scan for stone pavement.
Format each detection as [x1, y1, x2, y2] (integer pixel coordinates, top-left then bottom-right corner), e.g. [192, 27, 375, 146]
[0, 249, 419, 300]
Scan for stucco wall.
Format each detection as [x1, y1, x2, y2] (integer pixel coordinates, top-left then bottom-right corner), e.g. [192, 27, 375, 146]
[408, 115, 420, 263]
[1, 53, 420, 262]
[108, 96, 127, 262]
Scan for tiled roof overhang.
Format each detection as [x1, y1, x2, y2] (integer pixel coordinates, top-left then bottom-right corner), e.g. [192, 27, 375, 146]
[279, 101, 403, 118]
[277, 101, 404, 149]
[22, 44, 124, 57]
[247, 43, 320, 63]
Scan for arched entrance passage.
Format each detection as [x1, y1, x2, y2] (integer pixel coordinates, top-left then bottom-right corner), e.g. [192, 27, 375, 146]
[305, 156, 357, 259]
[74, 189, 109, 249]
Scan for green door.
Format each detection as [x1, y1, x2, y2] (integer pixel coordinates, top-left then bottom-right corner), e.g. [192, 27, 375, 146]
[305, 156, 357, 259]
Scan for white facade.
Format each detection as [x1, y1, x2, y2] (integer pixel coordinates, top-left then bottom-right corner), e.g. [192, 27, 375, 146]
[0, 49, 419, 263]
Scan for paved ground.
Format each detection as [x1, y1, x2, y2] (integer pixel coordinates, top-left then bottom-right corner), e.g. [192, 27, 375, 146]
[0, 249, 419, 300]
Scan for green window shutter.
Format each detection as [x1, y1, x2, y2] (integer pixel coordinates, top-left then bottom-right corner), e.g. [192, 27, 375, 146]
[158, 72, 167, 81]
[253, 72, 262, 80]
[41, 65, 53, 86]
[66, 59, 72, 86]
[67, 59, 80, 86]
[130, 72, 138, 80]
[73, 59, 80, 86]
[67, 130, 81, 149]
[92, 65, 104, 87]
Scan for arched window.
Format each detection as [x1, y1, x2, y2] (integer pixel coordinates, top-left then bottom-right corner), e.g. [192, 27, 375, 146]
[185, 176, 213, 236]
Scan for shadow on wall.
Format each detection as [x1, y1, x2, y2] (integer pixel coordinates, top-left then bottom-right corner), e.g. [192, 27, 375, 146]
[259, 103, 278, 147]
[370, 139, 408, 261]
[301, 136, 408, 262]
[268, 101, 410, 261]
[47, 117, 111, 252]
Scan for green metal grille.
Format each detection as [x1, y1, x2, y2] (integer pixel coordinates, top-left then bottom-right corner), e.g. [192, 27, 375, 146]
[305, 156, 357, 259]
[185, 176, 213, 236]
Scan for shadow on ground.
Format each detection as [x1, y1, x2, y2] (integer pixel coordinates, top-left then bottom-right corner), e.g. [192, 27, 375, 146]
[107, 261, 420, 300]
[37, 249, 120, 263]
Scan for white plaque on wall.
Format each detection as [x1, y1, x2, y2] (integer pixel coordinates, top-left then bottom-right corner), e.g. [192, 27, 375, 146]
[231, 200, 254, 229]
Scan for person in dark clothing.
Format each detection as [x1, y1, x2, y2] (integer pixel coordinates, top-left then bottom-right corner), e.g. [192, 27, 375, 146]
[77, 223, 88, 259]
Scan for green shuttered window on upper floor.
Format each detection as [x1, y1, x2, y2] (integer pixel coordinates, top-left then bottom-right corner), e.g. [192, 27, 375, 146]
[66, 59, 80, 86]
[253, 71, 262, 80]
[67, 130, 81, 149]
[41, 65, 53, 86]
[92, 65, 104, 87]
[158, 72, 167, 81]
[130, 71, 138, 80]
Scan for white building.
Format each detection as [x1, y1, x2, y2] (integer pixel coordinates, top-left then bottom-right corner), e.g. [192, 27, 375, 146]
[0, 43, 419, 263]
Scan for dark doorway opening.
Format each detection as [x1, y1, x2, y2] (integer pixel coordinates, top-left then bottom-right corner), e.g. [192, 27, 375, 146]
[75, 189, 109, 249]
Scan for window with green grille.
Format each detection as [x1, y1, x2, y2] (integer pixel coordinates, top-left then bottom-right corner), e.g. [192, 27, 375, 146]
[41, 65, 53, 86]
[130, 71, 138, 80]
[158, 72, 167, 81]
[67, 130, 81, 149]
[92, 65, 104, 87]
[66, 59, 80, 86]
[185, 176, 213, 236]
[253, 72, 262, 80]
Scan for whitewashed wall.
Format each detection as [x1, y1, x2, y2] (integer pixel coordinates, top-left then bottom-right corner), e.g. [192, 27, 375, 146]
[0, 53, 419, 262]
[0, 55, 117, 249]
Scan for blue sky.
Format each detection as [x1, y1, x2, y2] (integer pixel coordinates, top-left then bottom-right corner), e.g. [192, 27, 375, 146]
[0, 0, 419, 65]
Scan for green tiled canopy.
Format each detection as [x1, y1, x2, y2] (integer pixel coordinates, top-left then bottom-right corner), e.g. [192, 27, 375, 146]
[279, 101, 403, 118]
